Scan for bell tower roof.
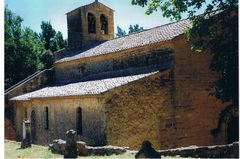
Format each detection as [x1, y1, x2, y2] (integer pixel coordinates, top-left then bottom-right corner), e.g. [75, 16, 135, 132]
[66, 1, 114, 15]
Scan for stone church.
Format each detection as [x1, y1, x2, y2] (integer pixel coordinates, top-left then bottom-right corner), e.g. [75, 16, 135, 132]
[5, 0, 238, 150]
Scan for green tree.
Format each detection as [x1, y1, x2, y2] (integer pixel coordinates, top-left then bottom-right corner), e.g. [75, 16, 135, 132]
[40, 22, 67, 68]
[20, 28, 45, 73]
[50, 31, 67, 52]
[40, 50, 54, 69]
[54, 31, 67, 49]
[132, 0, 238, 134]
[5, 7, 23, 88]
[40, 21, 56, 51]
[116, 25, 144, 37]
[5, 8, 68, 88]
[5, 7, 45, 88]
[116, 26, 127, 37]
[129, 24, 144, 34]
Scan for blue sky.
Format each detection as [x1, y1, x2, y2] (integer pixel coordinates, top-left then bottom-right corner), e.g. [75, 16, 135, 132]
[4, 0, 208, 39]
[4, 0, 174, 39]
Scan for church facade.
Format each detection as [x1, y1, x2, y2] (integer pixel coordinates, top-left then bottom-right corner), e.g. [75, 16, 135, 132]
[8, 1, 236, 150]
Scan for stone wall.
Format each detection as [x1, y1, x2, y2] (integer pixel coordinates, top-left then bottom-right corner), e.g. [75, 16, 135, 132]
[161, 35, 228, 149]
[103, 35, 228, 150]
[5, 118, 17, 140]
[54, 42, 174, 82]
[5, 68, 54, 140]
[104, 71, 172, 149]
[49, 139, 127, 156]
[12, 96, 106, 146]
[49, 140, 239, 157]
[157, 142, 239, 158]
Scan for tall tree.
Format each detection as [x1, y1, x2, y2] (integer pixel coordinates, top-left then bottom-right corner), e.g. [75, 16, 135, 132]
[40, 50, 54, 69]
[39, 22, 67, 69]
[5, 8, 68, 88]
[50, 31, 67, 52]
[5, 8, 45, 88]
[129, 24, 144, 34]
[40, 21, 56, 51]
[116, 24, 144, 37]
[5, 7, 23, 88]
[116, 26, 127, 37]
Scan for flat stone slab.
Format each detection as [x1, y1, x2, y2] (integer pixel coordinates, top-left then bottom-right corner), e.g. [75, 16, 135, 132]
[87, 145, 127, 156]
[49, 139, 127, 156]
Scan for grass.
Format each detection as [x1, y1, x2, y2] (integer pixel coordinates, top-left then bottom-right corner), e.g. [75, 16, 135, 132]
[5, 140, 62, 158]
[4, 140, 135, 159]
[5, 140, 189, 159]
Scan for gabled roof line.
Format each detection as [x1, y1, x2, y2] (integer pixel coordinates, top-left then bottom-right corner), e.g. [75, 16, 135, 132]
[113, 18, 189, 40]
[56, 18, 191, 64]
[11, 71, 159, 101]
[66, 1, 114, 15]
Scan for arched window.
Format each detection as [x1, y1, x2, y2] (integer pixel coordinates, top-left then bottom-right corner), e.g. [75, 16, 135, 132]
[44, 107, 49, 130]
[100, 14, 108, 35]
[31, 110, 36, 143]
[88, 13, 96, 33]
[76, 107, 83, 135]
[24, 107, 27, 119]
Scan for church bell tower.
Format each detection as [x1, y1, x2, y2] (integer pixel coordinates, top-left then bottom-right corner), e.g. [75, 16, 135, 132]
[66, 0, 114, 50]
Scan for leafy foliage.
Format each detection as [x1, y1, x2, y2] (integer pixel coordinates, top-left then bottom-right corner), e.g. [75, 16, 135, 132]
[116, 26, 127, 37]
[39, 22, 67, 68]
[5, 8, 44, 88]
[132, 0, 238, 106]
[40, 50, 54, 69]
[5, 7, 23, 87]
[5, 8, 67, 89]
[40, 22, 67, 52]
[116, 24, 144, 37]
[51, 31, 67, 52]
[187, 8, 238, 105]
[132, 0, 217, 20]
[129, 24, 144, 34]
[40, 21, 56, 51]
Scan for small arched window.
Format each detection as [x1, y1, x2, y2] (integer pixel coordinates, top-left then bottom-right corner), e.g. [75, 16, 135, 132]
[76, 107, 83, 135]
[100, 14, 108, 35]
[88, 13, 96, 33]
[44, 107, 49, 130]
[24, 107, 27, 119]
[31, 110, 36, 142]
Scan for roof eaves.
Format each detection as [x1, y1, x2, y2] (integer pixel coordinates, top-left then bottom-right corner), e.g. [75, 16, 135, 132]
[11, 94, 103, 101]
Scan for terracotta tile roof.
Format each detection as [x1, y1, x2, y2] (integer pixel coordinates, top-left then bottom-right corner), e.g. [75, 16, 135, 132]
[11, 71, 157, 101]
[56, 19, 191, 63]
